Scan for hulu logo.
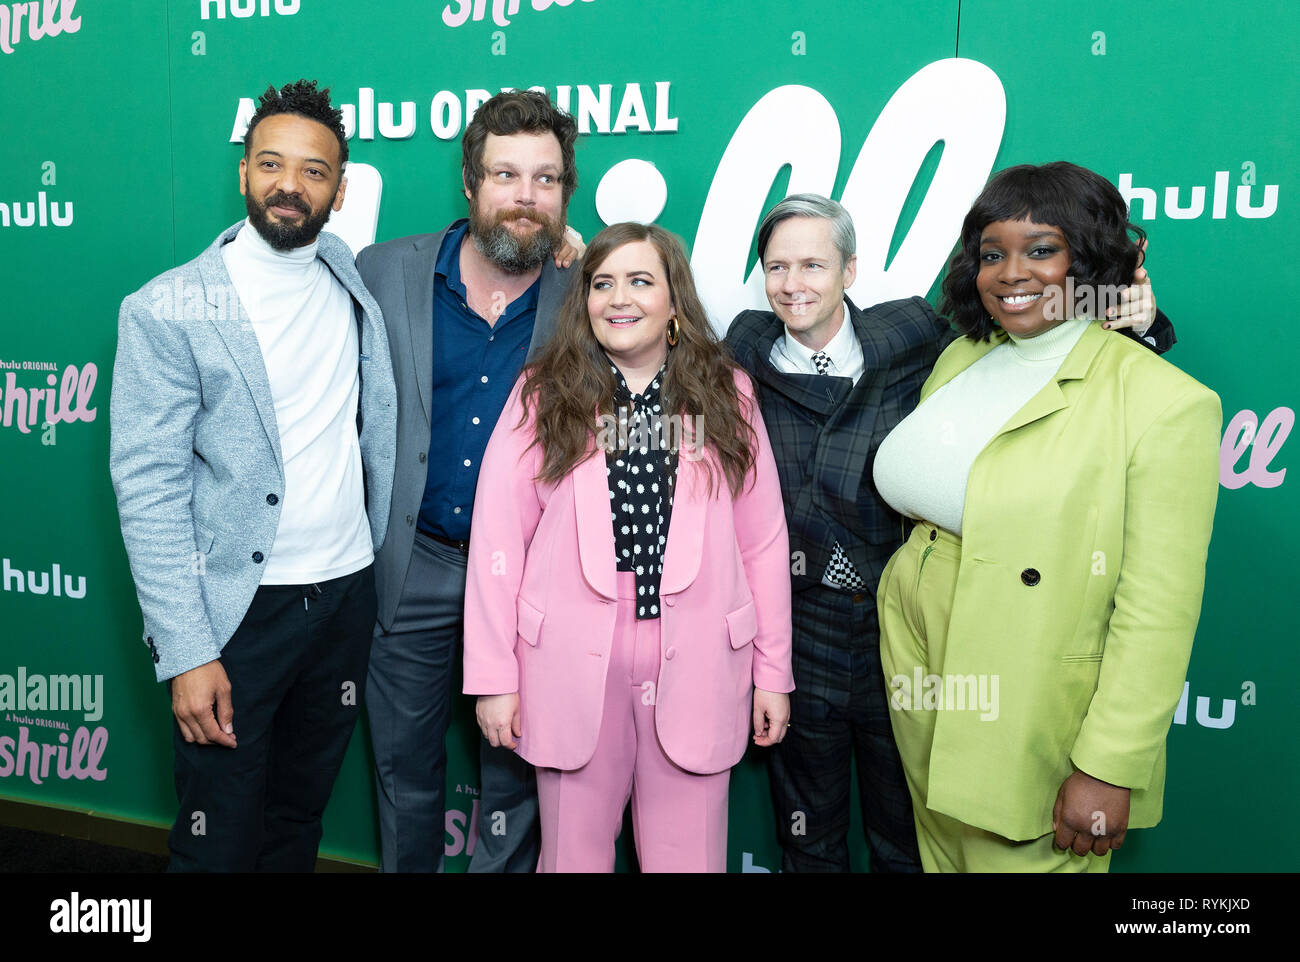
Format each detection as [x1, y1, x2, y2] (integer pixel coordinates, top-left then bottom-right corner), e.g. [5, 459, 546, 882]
[201, 0, 300, 19]
[1119, 169, 1278, 221]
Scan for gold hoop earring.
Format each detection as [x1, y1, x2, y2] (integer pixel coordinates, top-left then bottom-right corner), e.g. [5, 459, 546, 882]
[667, 316, 680, 347]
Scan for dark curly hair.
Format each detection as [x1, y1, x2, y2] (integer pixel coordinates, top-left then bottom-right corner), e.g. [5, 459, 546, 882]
[244, 79, 348, 168]
[462, 90, 579, 206]
[940, 162, 1146, 341]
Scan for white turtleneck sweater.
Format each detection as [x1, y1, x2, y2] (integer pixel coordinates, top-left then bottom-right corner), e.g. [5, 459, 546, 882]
[222, 220, 373, 584]
[873, 318, 1091, 536]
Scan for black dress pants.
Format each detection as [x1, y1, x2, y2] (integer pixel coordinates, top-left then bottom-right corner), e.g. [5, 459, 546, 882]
[167, 565, 375, 872]
[766, 582, 922, 873]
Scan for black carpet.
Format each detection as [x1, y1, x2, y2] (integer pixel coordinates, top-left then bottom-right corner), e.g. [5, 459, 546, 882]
[0, 825, 166, 873]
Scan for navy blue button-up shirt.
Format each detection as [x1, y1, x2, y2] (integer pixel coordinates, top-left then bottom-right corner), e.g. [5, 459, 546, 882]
[418, 221, 539, 541]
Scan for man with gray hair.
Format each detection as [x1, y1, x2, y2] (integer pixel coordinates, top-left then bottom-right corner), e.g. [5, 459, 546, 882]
[725, 193, 935, 872]
[726, 192, 1171, 872]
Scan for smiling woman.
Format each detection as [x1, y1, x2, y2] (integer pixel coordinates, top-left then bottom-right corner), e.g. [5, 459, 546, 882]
[460, 222, 795, 873]
[872, 161, 1221, 873]
[975, 219, 1072, 339]
[944, 162, 1147, 341]
[586, 239, 675, 389]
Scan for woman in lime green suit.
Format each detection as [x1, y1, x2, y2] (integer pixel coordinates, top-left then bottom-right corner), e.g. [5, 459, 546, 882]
[872, 162, 1221, 872]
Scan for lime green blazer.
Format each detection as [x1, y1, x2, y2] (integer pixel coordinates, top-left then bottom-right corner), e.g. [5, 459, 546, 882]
[916, 321, 1221, 841]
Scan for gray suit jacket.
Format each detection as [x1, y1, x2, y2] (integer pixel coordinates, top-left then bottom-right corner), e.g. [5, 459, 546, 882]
[355, 218, 572, 629]
[109, 221, 397, 682]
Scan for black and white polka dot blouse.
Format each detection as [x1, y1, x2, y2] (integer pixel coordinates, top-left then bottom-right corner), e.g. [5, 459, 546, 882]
[604, 357, 677, 620]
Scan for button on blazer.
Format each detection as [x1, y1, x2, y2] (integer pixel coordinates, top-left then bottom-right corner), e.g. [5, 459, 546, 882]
[109, 222, 397, 681]
[888, 321, 1221, 840]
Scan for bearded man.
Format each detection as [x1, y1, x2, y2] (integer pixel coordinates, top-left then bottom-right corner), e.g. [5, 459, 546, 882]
[355, 89, 580, 872]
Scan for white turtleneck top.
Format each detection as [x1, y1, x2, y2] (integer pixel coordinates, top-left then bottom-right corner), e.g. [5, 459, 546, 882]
[873, 318, 1091, 536]
[222, 219, 373, 584]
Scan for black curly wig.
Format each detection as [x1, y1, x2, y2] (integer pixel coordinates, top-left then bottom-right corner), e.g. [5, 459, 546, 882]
[244, 79, 348, 169]
[940, 161, 1146, 341]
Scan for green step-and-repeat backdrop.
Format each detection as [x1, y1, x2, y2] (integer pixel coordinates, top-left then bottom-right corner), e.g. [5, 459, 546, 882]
[1, 0, 1294, 871]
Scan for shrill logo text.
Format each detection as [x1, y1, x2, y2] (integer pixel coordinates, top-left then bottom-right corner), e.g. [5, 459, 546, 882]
[0, 362, 98, 437]
[0, 0, 80, 56]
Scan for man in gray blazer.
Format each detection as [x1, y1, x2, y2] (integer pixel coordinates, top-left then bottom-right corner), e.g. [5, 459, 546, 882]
[110, 80, 396, 871]
[356, 90, 577, 872]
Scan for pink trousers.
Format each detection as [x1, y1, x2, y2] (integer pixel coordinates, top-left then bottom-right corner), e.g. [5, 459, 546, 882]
[535, 572, 731, 872]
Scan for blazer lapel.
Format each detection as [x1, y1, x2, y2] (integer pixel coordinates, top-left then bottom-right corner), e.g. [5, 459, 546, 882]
[816, 299, 890, 519]
[572, 405, 709, 600]
[198, 224, 284, 473]
[659, 451, 706, 595]
[922, 332, 1000, 401]
[403, 242, 437, 429]
[988, 322, 1108, 439]
[745, 315, 849, 416]
[529, 259, 569, 362]
[572, 449, 619, 601]
[318, 233, 379, 360]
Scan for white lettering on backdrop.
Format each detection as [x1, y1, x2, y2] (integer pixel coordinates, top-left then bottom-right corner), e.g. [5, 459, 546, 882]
[226, 60, 1007, 307]
[692, 59, 1007, 330]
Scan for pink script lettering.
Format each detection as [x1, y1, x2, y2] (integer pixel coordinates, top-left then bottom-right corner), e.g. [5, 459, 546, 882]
[1220, 407, 1292, 489]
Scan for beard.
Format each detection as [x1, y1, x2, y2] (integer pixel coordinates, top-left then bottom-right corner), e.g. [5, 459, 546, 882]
[245, 190, 333, 252]
[468, 202, 565, 274]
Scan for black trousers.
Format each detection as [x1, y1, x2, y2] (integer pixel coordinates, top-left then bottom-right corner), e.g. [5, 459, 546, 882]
[766, 583, 922, 873]
[167, 565, 375, 872]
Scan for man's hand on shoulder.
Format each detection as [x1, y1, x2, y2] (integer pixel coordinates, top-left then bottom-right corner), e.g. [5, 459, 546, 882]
[171, 660, 236, 748]
[553, 225, 585, 269]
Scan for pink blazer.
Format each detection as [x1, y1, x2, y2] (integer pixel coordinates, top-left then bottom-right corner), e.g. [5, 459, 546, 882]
[463, 370, 794, 775]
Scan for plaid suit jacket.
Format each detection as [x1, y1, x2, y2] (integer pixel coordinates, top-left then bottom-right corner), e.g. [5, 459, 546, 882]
[726, 296, 954, 609]
[726, 295, 1174, 681]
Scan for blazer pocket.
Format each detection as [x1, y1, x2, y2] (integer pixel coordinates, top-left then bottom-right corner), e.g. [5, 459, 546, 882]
[517, 596, 544, 647]
[1060, 652, 1104, 663]
[193, 519, 215, 555]
[725, 601, 758, 650]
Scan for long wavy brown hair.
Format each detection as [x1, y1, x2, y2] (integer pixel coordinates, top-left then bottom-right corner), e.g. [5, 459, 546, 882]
[520, 222, 757, 499]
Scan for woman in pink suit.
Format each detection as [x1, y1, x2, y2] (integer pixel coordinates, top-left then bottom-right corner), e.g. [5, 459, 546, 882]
[463, 222, 793, 873]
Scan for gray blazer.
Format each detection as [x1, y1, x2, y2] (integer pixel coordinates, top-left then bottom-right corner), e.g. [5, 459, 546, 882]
[355, 219, 572, 629]
[109, 221, 397, 682]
